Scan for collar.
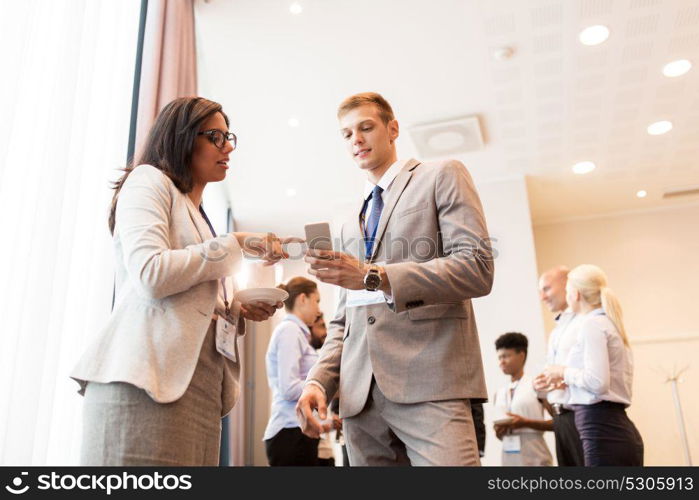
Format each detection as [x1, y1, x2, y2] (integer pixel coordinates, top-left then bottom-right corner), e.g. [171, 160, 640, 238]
[363, 159, 406, 200]
[283, 313, 311, 337]
[554, 307, 573, 323]
[508, 377, 523, 390]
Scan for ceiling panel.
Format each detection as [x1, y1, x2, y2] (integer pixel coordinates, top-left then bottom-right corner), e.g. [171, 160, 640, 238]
[195, 0, 699, 230]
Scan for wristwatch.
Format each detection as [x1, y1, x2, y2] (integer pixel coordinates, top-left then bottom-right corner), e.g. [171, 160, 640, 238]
[363, 265, 382, 292]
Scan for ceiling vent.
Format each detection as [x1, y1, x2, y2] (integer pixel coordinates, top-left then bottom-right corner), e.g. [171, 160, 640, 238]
[409, 115, 485, 159]
[662, 184, 699, 199]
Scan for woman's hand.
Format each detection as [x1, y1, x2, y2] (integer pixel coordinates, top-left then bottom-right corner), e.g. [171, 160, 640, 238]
[543, 365, 566, 386]
[240, 301, 283, 322]
[533, 372, 552, 392]
[534, 370, 567, 392]
[234, 232, 304, 266]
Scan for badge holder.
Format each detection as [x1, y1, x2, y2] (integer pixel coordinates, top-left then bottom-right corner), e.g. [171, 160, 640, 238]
[215, 277, 238, 363]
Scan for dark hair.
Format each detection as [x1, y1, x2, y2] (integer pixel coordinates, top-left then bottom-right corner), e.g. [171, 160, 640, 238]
[277, 277, 318, 312]
[108, 96, 229, 234]
[495, 332, 528, 357]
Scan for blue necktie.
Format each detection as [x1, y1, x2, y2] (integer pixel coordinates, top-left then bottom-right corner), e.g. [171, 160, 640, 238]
[364, 185, 384, 259]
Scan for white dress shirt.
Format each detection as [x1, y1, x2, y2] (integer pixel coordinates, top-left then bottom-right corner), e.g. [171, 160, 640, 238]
[362, 158, 406, 302]
[544, 309, 580, 405]
[493, 374, 553, 466]
[563, 308, 634, 406]
[263, 314, 319, 440]
[362, 158, 406, 219]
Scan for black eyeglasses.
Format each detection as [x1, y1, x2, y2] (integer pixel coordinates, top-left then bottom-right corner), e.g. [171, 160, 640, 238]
[197, 129, 237, 150]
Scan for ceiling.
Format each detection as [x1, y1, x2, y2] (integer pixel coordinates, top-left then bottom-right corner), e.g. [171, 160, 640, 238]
[195, 0, 699, 232]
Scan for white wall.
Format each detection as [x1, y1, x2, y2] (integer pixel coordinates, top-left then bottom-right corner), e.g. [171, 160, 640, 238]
[473, 176, 554, 465]
[533, 202, 699, 465]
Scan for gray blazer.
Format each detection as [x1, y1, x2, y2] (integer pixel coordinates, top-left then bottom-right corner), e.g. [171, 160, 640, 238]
[71, 164, 245, 406]
[307, 159, 494, 418]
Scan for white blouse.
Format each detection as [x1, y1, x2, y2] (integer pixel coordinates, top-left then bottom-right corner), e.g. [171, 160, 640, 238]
[563, 308, 634, 406]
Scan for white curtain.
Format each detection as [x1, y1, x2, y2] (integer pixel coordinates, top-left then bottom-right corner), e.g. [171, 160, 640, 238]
[0, 0, 141, 465]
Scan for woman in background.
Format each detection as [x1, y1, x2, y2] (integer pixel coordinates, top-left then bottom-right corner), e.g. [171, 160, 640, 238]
[543, 264, 643, 466]
[263, 277, 324, 466]
[71, 97, 292, 466]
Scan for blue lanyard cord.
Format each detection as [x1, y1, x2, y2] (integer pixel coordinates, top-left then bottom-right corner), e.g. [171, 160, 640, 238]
[199, 205, 230, 316]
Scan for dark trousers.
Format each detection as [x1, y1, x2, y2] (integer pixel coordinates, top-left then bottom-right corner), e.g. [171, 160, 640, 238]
[573, 402, 644, 466]
[552, 409, 585, 466]
[265, 427, 319, 466]
[471, 402, 486, 457]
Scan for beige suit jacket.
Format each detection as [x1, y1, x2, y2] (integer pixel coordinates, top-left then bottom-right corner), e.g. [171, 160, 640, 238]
[71, 165, 245, 411]
[307, 159, 494, 418]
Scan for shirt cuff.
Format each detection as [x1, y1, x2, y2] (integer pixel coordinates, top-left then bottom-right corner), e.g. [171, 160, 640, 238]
[305, 379, 327, 397]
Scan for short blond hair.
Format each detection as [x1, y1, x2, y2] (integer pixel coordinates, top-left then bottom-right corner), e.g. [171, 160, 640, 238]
[337, 92, 395, 124]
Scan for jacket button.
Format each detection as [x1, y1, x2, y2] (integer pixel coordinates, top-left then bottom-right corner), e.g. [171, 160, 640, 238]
[368, 316, 376, 325]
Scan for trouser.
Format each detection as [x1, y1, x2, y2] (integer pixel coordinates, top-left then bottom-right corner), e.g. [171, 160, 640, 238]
[265, 427, 319, 466]
[552, 408, 585, 466]
[343, 379, 480, 466]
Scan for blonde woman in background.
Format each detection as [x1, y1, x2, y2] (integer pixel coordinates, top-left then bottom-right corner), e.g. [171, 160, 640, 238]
[541, 264, 644, 466]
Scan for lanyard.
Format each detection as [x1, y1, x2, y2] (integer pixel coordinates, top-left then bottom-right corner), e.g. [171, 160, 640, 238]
[506, 380, 520, 413]
[199, 205, 230, 317]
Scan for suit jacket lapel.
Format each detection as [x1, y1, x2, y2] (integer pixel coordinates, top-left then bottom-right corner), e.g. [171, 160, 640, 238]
[184, 195, 211, 243]
[370, 158, 420, 261]
[344, 204, 365, 259]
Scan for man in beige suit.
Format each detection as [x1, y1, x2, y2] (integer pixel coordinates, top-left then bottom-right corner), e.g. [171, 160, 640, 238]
[297, 92, 494, 465]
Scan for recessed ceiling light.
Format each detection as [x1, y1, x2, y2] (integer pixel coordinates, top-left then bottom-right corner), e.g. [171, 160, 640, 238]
[289, 2, 303, 15]
[572, 161, 596, 174]
[286, 188, 297, 197]
[492, 46, 515, 61]
[636, 190, 647, 198]
[647, 121, 673, 135]
[288, 117, 300, 127]
[578, 25, 610, 46]
[662, 59, 692, 77]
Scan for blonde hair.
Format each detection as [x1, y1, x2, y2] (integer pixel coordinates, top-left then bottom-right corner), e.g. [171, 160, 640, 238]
[337, 92, 395, 124]
[568, 264, 629, 346]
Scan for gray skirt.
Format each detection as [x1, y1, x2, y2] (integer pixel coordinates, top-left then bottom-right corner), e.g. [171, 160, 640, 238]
[81, 320, 236, 466]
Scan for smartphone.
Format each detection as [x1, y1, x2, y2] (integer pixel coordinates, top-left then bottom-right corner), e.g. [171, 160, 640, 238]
[304, 222, 333, 252]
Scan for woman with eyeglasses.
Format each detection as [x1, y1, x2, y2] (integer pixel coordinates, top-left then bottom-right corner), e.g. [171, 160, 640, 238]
[71, 97, 295, 466]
